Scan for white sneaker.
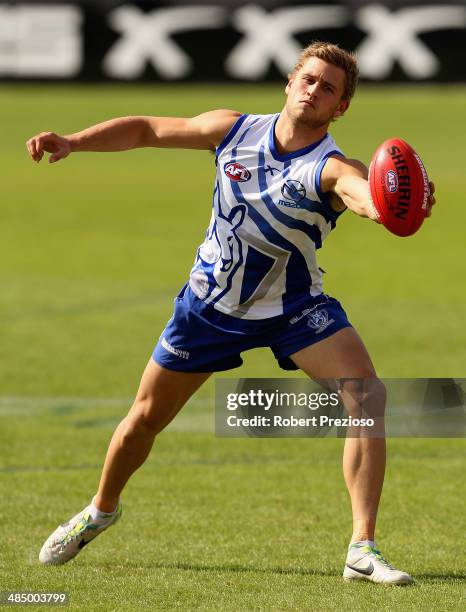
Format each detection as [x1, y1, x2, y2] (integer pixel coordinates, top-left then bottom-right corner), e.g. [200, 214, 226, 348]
[343, 542, 414, 585]
[39, 502, 122, 565]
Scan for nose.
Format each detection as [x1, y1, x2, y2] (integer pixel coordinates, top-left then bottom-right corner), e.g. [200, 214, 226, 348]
[306, 82, 319, 99]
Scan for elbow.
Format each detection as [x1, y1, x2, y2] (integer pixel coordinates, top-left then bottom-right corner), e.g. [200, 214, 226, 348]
[134, 117, 156, 148]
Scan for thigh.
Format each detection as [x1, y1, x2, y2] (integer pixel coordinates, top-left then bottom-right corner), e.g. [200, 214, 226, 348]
[128, 358, 211, 433]
[289, 327, 377, 379]
[290, 328, 384, 424]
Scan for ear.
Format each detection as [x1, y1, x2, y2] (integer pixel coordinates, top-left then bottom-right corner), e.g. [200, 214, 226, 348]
[285, 74, 294, 95]
[333, 99, 350, 119]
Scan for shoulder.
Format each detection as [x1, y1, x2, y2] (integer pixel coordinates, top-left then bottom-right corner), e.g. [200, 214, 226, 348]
[215, 112, 275, 158]
[190, 109, 243, 149]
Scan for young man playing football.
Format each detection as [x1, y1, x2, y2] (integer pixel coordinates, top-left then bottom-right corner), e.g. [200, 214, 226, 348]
[27, 42, 435, 584]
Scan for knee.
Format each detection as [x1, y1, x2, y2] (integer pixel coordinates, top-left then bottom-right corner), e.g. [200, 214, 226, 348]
[340, 376, 386, 418]
[367, 377, 386, 416]
[363, 376, 386, 401]
[122, 396, 164, 440]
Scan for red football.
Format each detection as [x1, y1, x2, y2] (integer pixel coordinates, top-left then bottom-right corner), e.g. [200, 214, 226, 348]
[368, 138, 430, 237]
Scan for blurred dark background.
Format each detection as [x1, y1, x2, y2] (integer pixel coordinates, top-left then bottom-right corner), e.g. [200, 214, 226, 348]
[1, 0, 465, 82]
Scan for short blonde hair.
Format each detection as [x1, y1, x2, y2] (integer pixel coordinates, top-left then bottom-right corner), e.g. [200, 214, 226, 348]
[290, 41, 359, 101]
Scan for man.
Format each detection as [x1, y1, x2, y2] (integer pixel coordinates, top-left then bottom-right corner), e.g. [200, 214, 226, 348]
[27, 42, 435, 584]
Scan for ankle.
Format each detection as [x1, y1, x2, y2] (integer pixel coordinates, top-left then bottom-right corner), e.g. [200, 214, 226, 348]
[92, 495, 119, 514]
[349, 538, 376, 549]
[351, 520, 375, 544]
[351, 534, 375, 543]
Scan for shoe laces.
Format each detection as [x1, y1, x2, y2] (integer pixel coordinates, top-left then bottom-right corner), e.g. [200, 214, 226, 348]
[365, 545, 395, 569]
[60, 512, 98, 546]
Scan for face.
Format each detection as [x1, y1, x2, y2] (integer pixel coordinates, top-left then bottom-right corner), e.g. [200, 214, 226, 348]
[285, 57, 349, 129]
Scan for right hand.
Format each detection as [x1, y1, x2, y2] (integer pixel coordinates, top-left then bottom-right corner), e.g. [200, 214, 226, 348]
[26, 132, 71, 164]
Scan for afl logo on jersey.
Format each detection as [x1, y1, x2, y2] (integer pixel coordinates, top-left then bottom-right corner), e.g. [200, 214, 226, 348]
[281, 179, 306, 203]
[224, 162, 251, 182]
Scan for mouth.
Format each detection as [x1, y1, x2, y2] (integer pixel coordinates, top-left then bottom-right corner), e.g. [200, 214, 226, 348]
[300, 99, 315, 109]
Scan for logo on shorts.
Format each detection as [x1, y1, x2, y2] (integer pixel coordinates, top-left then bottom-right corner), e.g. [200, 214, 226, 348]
[224, 162, 251, 182]
[306, 309, 334, 334]
[161, 337, 190, 360]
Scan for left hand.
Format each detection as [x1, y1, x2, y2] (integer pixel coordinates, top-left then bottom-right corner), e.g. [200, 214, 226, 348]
[426, 181, 436, 218]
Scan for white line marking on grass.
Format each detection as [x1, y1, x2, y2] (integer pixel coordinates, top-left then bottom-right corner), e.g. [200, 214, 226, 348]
[0, 396, 213, 432]
[0, 396, 132, 410]
[0, 395, 208, 409]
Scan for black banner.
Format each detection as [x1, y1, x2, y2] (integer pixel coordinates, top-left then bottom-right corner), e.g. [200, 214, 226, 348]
[1, 1, 465, 81]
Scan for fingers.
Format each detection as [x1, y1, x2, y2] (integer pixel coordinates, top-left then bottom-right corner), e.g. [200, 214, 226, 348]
[26, 132, 66, 164]
[425, 181, 436, 218]
[26, 135, 43, 163]
[426, 181, 437, 217]
[49, 140, 67, 164]
[49, 148, 66, 164]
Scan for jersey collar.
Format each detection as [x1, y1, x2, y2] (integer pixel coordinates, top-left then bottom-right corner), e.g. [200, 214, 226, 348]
[268, 114, 328, 162]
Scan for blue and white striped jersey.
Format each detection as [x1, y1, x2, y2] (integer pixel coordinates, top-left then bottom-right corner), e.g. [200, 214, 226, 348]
[189, 113, 345, 320]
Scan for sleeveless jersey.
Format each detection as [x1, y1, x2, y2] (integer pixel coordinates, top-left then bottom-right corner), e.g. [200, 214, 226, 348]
[189, 113, 345, 320]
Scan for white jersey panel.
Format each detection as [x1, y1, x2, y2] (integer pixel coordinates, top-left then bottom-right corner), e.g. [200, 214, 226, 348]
[189, 113, 344, 319]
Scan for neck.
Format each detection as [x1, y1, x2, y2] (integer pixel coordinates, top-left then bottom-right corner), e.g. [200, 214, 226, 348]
[274, 108, 329, 155]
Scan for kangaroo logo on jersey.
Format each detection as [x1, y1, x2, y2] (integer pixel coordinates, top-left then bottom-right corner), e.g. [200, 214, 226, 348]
[281, 179, 306, 203]
[224, 162, 251, 182]
[191, 197, 246, 301]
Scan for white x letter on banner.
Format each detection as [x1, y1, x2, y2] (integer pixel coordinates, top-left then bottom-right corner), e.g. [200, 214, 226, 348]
[356, 4, 466, 79]
[103, 5, 227, 79]
[225, 4, 349, 79]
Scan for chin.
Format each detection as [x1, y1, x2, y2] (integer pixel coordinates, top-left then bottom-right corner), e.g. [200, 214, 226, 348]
[299, 115, 328, 130]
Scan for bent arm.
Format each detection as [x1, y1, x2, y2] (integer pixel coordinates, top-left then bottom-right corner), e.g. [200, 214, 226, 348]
[27, 109, 241, 163]
[321, 156, 378, 221]
[321, 154, 436, 222]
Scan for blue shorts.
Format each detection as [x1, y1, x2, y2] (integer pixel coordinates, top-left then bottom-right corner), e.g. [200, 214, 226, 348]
[153, 285, 352, 373]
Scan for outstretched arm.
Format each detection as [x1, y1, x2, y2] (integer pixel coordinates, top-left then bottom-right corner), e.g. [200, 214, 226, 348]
[26, 109, 241, 163]
[321, 156, 378, 220]
[321, 156, 436, 221]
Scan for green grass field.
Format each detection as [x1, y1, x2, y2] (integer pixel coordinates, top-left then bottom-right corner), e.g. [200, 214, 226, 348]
[1, 84, 465, 610]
